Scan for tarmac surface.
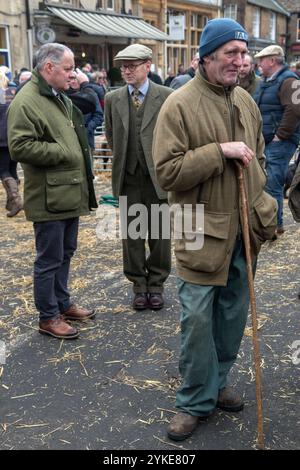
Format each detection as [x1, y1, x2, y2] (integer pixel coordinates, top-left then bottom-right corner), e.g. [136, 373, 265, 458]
[0, 173, 299, 451]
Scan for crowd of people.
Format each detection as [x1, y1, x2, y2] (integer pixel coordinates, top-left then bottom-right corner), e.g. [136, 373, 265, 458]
[1, 16, 300, 444]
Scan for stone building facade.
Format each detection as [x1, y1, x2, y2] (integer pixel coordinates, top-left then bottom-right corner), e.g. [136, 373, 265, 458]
[277, 0, 300, 62]
[222, 0, 289, 56]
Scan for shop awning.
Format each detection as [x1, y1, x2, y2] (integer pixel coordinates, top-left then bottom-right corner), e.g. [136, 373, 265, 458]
[47, 6, 169, 41]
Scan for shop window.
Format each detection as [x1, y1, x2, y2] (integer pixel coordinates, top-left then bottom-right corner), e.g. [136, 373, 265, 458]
[224, 4, 237, 21]
[0, 26, 10, 68]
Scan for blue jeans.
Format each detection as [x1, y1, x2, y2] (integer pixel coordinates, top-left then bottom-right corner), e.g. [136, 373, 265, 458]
[175, 239, 253, 416]
[265, 140, 297, 227]
[33, 218, 79, 321]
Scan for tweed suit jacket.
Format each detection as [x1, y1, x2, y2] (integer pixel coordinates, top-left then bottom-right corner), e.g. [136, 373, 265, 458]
[105, 80, 173, 199]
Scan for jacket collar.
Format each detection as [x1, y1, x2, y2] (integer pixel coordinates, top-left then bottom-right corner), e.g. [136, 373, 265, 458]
[265, 64, 288, 83]
[31, 69, 67, 100]
[31, 70, 54, 97]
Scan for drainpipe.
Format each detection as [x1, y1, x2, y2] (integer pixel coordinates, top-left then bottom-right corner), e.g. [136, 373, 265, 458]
[285, 14, 289, 63]
[25, 0, 33, 68]
[162, 0, 167, 80]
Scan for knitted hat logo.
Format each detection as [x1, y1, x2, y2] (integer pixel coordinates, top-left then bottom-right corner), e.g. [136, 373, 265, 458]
[235, 31, 248, 41]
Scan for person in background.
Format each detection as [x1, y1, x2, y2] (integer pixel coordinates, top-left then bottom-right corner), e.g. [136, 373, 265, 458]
[238, 53, 261, 96]
[91, 71, 107, 109]
[0, 66, 17, 87]
[294, 62, 300, 79]
[170, 53, 199, 90]
[254, 45, 300, 237]
[164, 67, 176, 87]
[81, 62, 93, 79]
[153, 18, 277, 442]
[7, 43, 97, 340]
[105, 44, 172, 311]
[19, 70, 32, 84]
[67, 68, 103, 151]
[148, 68, 163, 85]
[177, 64, 185, 75]
[100, 68, 110, 88]
[0, 69, 22, 217]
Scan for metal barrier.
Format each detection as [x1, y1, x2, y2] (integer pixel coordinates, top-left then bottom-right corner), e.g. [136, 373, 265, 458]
[93, 124, 113, 172]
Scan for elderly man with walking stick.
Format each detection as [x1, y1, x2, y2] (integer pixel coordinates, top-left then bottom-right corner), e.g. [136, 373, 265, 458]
[153, 18, 278, 443]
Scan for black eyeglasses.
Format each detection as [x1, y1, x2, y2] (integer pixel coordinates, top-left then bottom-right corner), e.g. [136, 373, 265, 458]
[120, 61, 147, 72]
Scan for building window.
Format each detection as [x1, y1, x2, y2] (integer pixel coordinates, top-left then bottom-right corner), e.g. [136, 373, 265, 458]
[269, 12, 276, 41]
[190, 13, 202, 52]
[167, 11, 186, 43]
[0, 26, 10, 68]
[224, 4, 237, 21]
[96, 0, 114, 8]
[297, 17, 300, 42]
[252, 7, 260, 38]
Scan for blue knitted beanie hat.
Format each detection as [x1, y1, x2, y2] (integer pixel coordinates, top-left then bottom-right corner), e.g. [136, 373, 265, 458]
[199, 18, 248, 58]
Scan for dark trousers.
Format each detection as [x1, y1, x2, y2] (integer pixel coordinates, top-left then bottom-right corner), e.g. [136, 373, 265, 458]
[33, 218, 79, 321]
[0, 147, 18, 180]
[120, 169, 171, 293]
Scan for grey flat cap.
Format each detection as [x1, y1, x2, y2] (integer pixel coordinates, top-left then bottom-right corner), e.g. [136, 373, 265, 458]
[254, 45, 284, 59]
[114, 44, 153, 62]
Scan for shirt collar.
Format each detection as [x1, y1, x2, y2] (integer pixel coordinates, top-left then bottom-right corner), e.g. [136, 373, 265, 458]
[128, 79, 149, 97]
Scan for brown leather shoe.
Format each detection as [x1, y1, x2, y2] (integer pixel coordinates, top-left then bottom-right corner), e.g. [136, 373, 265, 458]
[217, 387, 244, 412]
[148, 293, 164, 310]
[61, 304, 96, 321]
[39, 315, 79, 339]
[133, 293, 149, 310]
[276, 225, 285, 235]
[167, 412, 199, 441]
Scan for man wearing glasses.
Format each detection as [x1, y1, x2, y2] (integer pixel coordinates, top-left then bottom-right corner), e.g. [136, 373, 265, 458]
[105, 44, 172, 311]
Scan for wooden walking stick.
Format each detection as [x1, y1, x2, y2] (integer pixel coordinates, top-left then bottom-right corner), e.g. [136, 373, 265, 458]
[235, 161, 264, 450]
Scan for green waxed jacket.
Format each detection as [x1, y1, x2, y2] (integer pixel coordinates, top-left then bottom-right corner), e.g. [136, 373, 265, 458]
[7, 70, 97, 222]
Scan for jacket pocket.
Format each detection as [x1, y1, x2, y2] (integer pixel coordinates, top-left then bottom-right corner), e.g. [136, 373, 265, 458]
[250, 192, 277, 255]
[175, 211, 231, 273]
[46, 169, 82, 213]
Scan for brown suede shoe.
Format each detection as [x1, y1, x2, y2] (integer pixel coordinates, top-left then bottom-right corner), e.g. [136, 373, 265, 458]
[217, 387, 244, 412]
[39, 315, 79, 339]
[167, 412, 199, 441]
[61, 304, 96, 321]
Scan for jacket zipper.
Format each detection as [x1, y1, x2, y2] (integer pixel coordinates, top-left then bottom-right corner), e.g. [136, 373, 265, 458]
[225, 88, 235, 141]
[57, 96, 75, 128]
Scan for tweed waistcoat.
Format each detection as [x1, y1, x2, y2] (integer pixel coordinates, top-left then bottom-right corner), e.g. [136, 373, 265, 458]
[125, 93, 149, 175]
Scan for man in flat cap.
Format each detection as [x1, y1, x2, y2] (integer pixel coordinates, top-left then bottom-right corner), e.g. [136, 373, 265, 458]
[153, 18, 277, 441]
[105, 44, 172, 311]
[254, 45, 300, 237]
